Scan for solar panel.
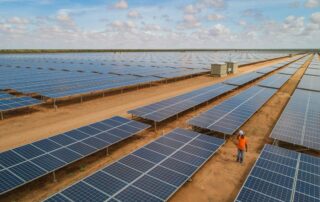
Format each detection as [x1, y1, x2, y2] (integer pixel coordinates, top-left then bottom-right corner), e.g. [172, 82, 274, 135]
[188, 86, 277, 135]
[270, 89, 320, 151]
[45, 128, 225, 201]
[235, 144, 320, 202]
[223, 72, 264, 86]
[0, 116, 149, 195]
[256, 66, 278, 75]
[258, 74, 291, 89]
[0, 92, 14, 100]
[278, 67, 299, 75]
[305, 68, 320, 77]
[297, 75, 320, 92]
[0, 96, 43, 112]
[128, 83, 237, 122]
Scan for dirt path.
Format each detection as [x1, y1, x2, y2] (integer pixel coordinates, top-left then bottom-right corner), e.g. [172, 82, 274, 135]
[0, 55, 307, 202]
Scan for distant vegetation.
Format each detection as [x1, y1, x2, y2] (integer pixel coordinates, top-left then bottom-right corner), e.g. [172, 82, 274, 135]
[0, 49, 317, 54]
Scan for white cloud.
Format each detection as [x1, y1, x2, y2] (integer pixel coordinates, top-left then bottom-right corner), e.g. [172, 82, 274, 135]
[110, 20, 136, 31]
[310, 12, 320, 24]
[7, 17, 29, 25]
[207, 14, 224, 21]
[209, 23, 230, 36]
[198, 0, 225, 9]
[127, 10, 141, 18]
[113, 0, 128, 9]
[184, 4, 200, 14]
[304, 0, 320, 8]
[178, 14, 201, 29]
[238, 20, 247, 26]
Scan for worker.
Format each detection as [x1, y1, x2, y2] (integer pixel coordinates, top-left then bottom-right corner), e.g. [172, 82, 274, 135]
[236, 130, 248, 164]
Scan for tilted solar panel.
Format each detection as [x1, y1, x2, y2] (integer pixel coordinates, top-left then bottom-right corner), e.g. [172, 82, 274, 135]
[305, 68, 320, 77]
[297, 75, 320, 92]
[270, 89, 320, 151]
[44, 128, 225, 202]
[0, 92, 14, 100]
[235, 144, 320, 202]
[256, 66, 278, 75]
[0, 116, 150, 195]
[223, 72, 263, 86]
[188, 86, 277, 135]
[278, 67, 299, 75]
[128, 83, 237, 122]
[258, 74, 291, 89]
[0, 96, 43, 112]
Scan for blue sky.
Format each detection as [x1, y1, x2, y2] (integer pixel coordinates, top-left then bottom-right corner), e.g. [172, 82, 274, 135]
[0, 0, 319, 49]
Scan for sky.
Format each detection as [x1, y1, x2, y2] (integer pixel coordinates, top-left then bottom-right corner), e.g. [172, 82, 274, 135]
[0, 0, 319, 49]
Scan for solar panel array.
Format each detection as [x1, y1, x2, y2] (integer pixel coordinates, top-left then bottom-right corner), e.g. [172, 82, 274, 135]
[45, 128, 225, 202]
[128, 83, 237, 122]
[258, 74, 291, 89]
[235, 144, 320, 202]
[0, 51, 291, 100]
[223, 72, 264, 86]
[0, 91, 14, 100]
[0, 116, 150, 194]
[0, 96, 43, 112]
[188, 86, 277, 135]
[270, 89, 320, 151]
[298, 75, 320, 92]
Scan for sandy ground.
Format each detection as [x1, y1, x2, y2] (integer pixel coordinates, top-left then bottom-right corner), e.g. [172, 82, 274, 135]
[0, 55, 313, 202]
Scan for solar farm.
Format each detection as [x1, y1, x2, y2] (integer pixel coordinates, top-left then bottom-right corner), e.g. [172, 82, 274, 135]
[0, 51, 319, 202]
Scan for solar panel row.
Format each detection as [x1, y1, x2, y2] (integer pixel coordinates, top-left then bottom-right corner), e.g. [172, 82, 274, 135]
[0, 116, 150, 194]
[298, 75, 320, 92]
[128, 83, 237, 122]
[223, 72, 264, 86]
[258, 74, 291, 89]
[0, 97, 43, 112]
[0, 91, 14, 100]
[235, 144, 320, 202]
[188, 86, 277, 135]
[278, 67, 299, 75]
[305, 68, 320, 77]
[270, 89, 320, 151]
[1, 51, 289, 100]
[45, 128, 225, 202]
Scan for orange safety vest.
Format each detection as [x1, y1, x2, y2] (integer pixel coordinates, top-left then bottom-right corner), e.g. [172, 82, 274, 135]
[237, 136, 247, 151]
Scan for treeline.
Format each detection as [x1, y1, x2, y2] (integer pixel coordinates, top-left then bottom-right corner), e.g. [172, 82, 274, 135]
[0, 49, 317, 54]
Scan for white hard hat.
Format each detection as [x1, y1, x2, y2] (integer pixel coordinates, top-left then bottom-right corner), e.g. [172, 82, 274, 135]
[239, 130, 244, 136]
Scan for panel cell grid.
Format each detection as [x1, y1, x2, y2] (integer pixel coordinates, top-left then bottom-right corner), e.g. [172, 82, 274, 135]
[0, 116, 149, 195]
[258, 74, 291, 89]
[235, 144, 320, 202]
[270, 89, 320, 151]
[45, 128, 225, 201]
[128, 83, 236, 122]
[189, 86, 277, 135]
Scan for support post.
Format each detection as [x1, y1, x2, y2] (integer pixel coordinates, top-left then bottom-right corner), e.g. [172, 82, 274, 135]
[53, 99, 58, 110]
[105, 148, 109, 156]
[80, 96, 83, 103]
[52, 171, 57, 183]
[0, 112, 3, 120]
[154, 121, 157, 131]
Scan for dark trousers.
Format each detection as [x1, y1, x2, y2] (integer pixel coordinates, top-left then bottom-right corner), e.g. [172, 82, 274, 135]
[237, 149, 245, 163]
